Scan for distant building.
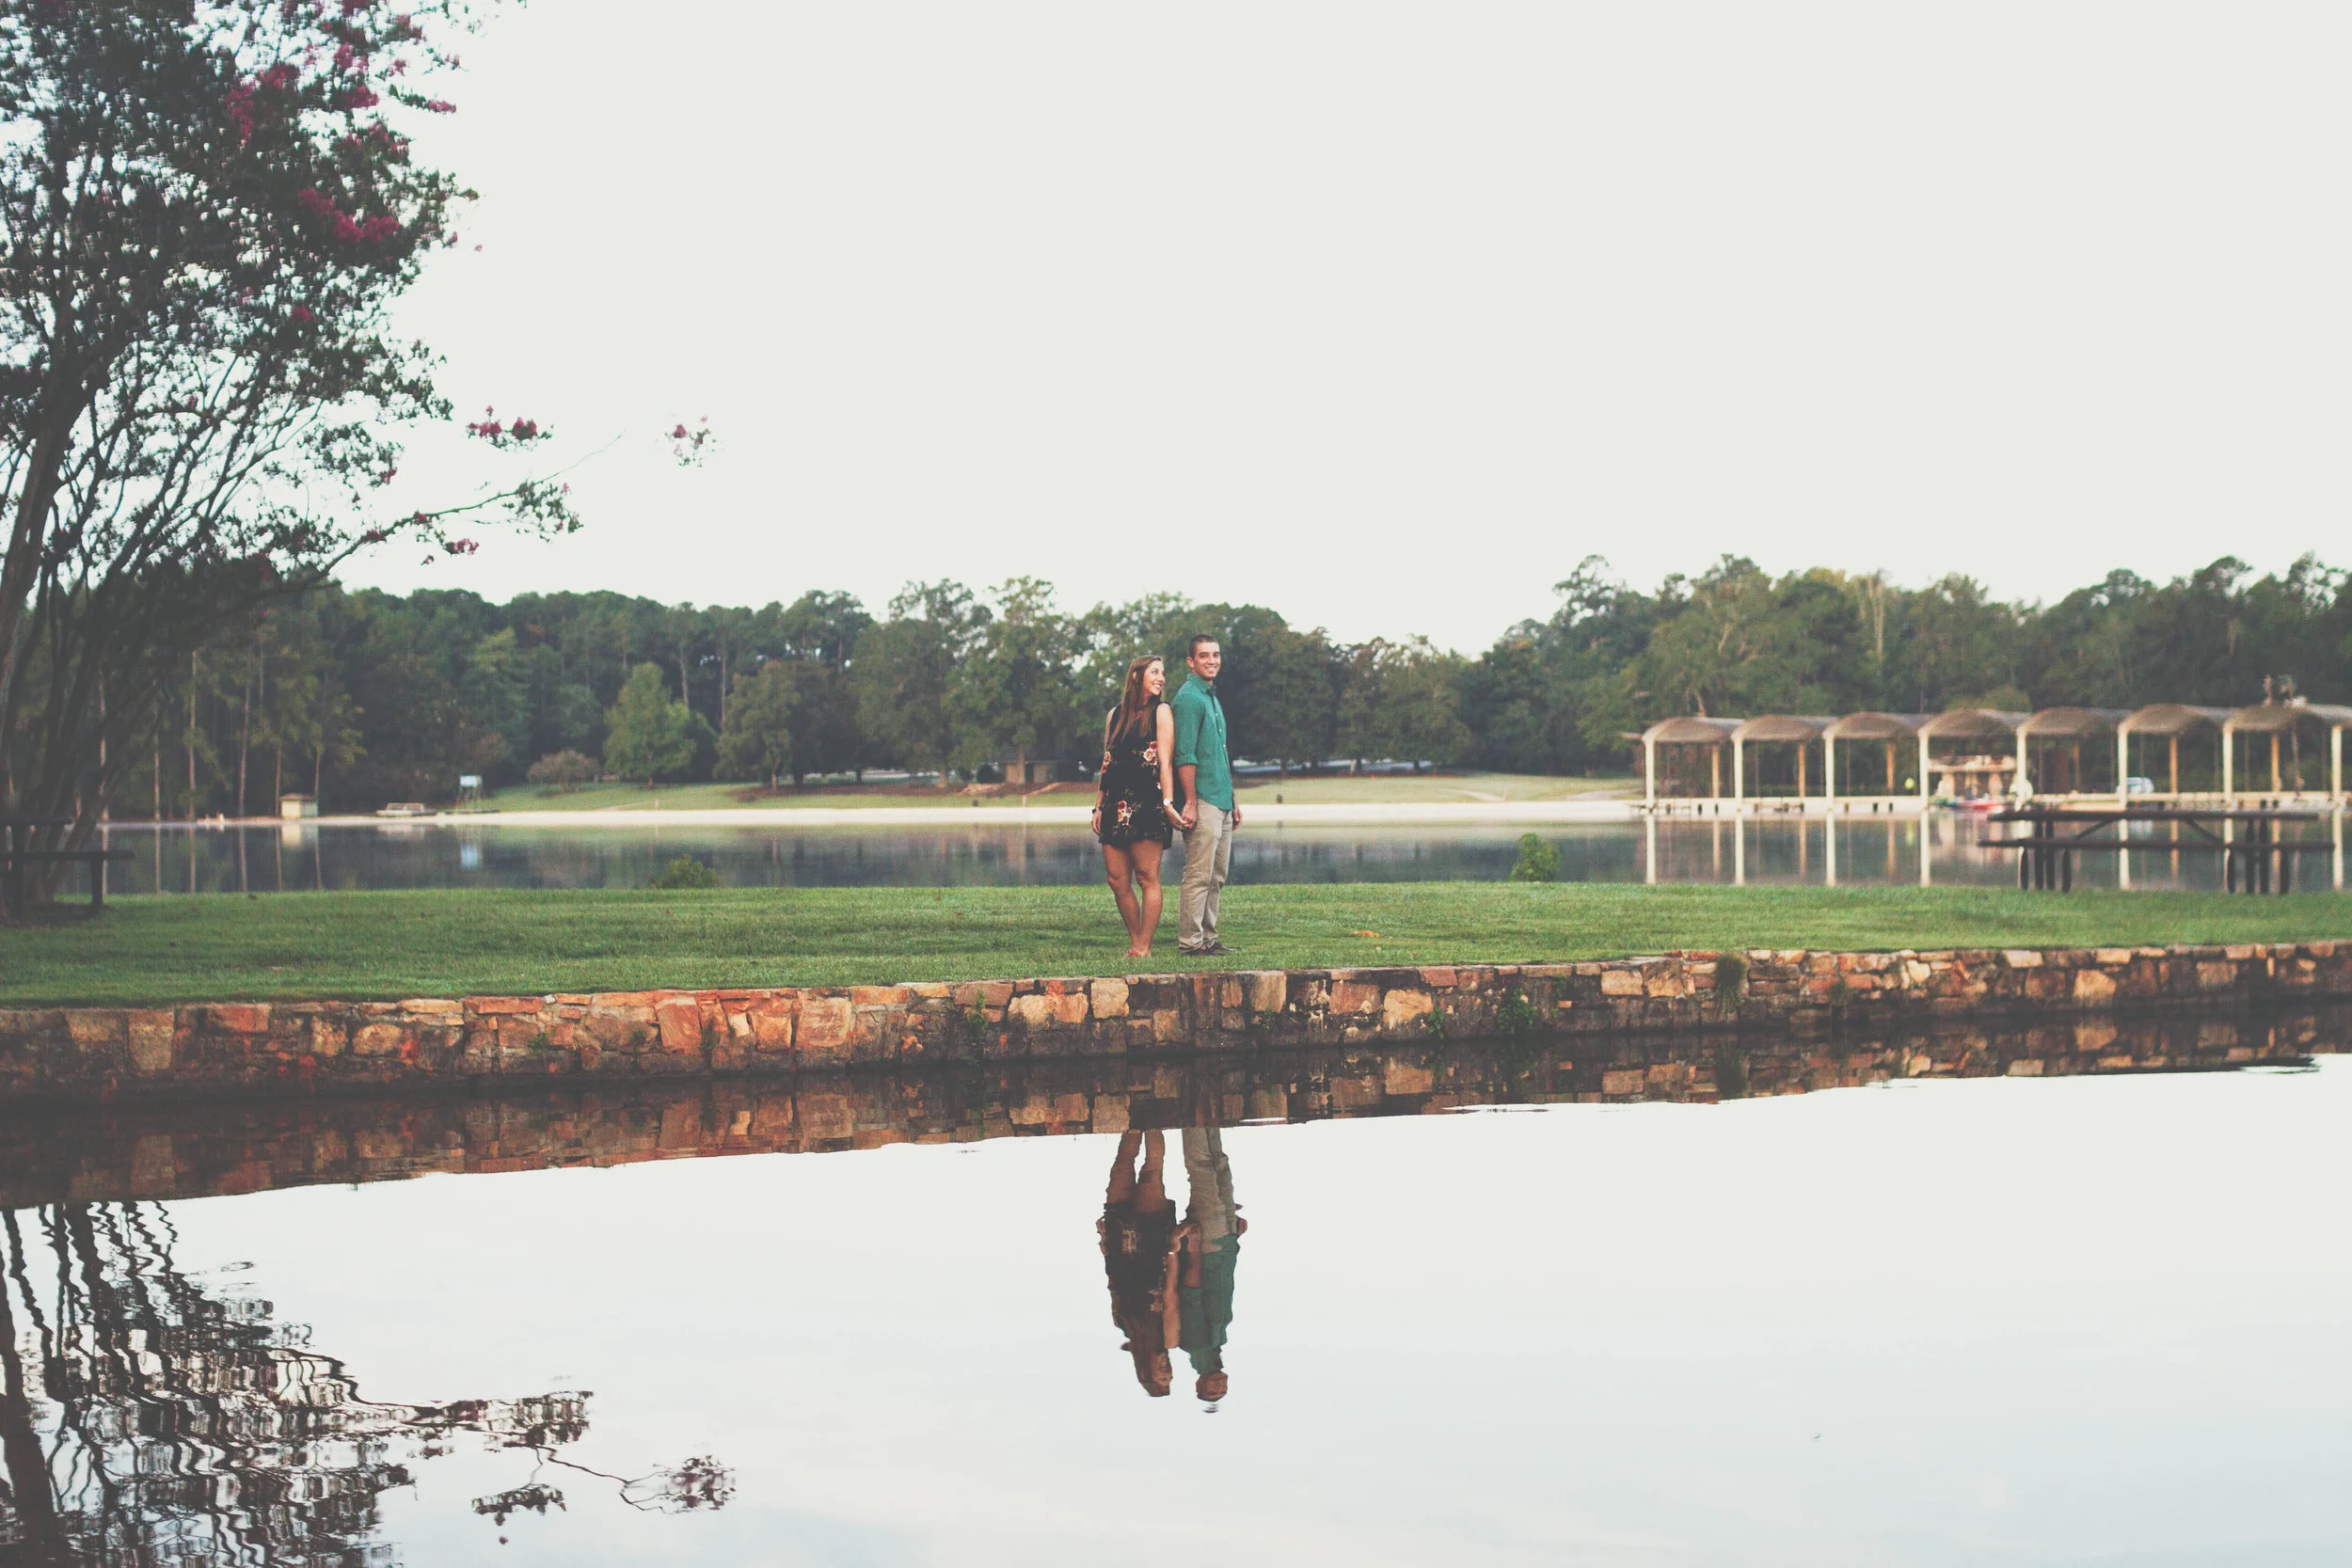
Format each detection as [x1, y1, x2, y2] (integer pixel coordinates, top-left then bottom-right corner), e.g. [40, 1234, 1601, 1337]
[994, 755, 1076, 787]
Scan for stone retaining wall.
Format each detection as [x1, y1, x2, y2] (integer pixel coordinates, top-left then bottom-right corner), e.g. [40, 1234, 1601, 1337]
[4, 941, 2348, 1102]
[9, 1006, 2338, 1209]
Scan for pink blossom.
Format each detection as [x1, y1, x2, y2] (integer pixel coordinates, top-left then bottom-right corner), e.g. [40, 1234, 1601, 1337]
[291, 304, 315, 323]
[226, 82, 255, 144]
[443, 537, 480, 556]
[421, 99, 455, 114]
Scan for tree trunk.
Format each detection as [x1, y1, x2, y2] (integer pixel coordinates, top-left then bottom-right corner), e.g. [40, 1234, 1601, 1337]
[235, 639, 255, 818]
[0, 1227, 63, 1560]
[186, 666, 199, 822]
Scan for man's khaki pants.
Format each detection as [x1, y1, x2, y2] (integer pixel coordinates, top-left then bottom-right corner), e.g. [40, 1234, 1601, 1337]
[1178, 801, 1232, 952]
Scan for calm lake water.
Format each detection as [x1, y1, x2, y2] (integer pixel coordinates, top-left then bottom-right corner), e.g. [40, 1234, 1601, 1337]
[87, 811, 2349, 894]
[4, 1023, 2346, 1566]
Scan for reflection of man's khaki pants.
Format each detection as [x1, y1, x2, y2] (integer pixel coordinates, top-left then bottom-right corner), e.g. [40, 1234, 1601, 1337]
[1183, 1127, 1236, 1242]
[1178, 801, 1232, 951]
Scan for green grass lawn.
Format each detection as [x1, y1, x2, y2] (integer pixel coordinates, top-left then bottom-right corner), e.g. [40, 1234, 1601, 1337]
[455, 771, 1634, 814]
[3, 883, 2347, 1006]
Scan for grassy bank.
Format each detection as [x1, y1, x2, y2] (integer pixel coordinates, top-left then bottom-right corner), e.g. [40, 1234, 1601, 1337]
[3, 884, 2349, 1006]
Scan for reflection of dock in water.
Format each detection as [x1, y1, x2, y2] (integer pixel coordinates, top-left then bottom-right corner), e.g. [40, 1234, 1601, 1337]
[8, 1006, 2343, 1211]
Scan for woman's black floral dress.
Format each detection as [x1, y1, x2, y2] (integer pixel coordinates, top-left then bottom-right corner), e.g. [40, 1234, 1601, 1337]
[1096, 705, 1173, 848]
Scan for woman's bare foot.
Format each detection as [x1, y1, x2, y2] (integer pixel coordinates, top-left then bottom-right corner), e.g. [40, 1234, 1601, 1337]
[1125, 945, 1151, 959]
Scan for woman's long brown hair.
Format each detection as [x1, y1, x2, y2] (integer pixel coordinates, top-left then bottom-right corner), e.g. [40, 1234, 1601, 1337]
[1112, 657, 1164, 739]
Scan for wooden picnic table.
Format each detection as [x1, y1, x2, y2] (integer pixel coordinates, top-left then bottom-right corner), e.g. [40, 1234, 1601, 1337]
[1981, 803, 2328, 894]
[1, 816, 132, 914]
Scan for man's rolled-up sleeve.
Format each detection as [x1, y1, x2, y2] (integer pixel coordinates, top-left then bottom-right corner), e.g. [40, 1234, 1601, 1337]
[1171, 694, 1202, 768]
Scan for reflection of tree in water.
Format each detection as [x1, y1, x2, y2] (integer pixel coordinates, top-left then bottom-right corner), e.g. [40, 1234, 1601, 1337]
[0, 1203, 728, 1564]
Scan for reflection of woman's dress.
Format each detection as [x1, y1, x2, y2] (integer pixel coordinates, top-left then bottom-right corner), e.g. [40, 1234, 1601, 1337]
[1101, 1199, 1177, 1354]
[1096, 707, 1172, 848]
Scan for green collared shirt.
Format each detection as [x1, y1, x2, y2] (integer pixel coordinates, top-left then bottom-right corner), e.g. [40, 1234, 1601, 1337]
[1170, 674, 1233, 811]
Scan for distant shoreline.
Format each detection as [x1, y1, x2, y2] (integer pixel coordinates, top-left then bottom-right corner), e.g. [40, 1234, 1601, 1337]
[103, 800, 1650, 830]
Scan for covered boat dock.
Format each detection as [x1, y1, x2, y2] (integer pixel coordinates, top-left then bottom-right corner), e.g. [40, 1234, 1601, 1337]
[1640, 701, 2352, 812]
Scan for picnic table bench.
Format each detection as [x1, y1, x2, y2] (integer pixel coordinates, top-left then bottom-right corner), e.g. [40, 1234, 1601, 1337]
[1982, 803, 2327, 894]
[2, 816, 133, 914]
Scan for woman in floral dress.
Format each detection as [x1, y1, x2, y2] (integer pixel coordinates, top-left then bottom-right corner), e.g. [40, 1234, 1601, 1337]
[1091, 656, 1181, 958]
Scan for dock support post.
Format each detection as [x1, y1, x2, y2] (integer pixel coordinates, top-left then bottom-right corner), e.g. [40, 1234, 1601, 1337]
[2221, 721, 2235, 800]
[1918, 733, 1931, 811]
[1644, 734, 1656, 807]
[1733, 736, 1744, 809]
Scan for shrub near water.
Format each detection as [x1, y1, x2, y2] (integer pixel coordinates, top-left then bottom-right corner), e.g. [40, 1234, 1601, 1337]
[647, 855, 720, 890]
[527, 751, 599, 793]
[1508, 833, 1560, 882]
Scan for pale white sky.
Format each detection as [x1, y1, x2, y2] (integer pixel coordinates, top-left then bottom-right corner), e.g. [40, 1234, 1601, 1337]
[356, 3, 2352, 652]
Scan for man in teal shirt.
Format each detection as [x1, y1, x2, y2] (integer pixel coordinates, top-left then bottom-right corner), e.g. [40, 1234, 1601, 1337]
[1170, 635, 1241, 955]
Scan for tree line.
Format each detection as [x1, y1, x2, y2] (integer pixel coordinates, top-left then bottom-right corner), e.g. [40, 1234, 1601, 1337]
[82, 553, 2352, 816]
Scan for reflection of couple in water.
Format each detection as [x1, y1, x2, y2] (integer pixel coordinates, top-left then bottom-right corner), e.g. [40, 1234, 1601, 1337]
[1098, 1124, 1243, 1405]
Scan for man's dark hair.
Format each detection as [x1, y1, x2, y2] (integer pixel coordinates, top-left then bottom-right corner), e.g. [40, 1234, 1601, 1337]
[1187, 634, 1220, 658]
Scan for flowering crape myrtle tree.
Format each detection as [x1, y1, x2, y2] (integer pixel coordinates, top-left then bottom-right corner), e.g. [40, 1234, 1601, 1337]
[0, 0, 580, 903]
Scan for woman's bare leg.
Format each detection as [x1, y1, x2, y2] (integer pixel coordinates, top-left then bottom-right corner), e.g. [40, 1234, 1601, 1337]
[1102, 843, 1143, 948]
[1136, 1129, 1169, 1210]
[1105, 1129, 1141, 1204]
[1129, 839, 1165, 958]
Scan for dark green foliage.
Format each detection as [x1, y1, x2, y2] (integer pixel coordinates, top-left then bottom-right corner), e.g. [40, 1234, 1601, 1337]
[1713, 951, 1748, 1004]
[645, 855, 720, 891]
[68, 551, 2352, 821]
[603, 665, 703, 784]
[1494, 987, 1543, 1038]
[1508, 834, 1560, 883]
